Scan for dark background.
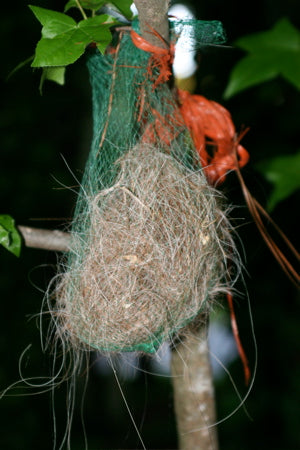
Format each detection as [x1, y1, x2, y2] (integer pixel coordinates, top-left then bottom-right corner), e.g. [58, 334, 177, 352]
[0, 1, 299, 449]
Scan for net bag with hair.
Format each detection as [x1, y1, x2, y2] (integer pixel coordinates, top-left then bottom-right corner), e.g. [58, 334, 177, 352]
[54, 23, 237, 354]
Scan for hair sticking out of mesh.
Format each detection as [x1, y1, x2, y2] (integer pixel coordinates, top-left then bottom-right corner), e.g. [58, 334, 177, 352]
[52, 144, 239, 355]
[45, 27, 242, 364]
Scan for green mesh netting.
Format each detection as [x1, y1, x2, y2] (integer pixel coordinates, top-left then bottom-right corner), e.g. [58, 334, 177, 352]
[169, 18, 227, 46]
[55, 21, 235, 354]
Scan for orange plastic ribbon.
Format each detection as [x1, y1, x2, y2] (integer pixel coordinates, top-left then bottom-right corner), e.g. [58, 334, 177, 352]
[130, 29, 174, 88]
[129, 29, 299, 386]
[178, 89, 250, 185]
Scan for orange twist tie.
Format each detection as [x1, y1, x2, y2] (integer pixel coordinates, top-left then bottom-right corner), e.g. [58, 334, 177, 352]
[130, 29, 174, 88]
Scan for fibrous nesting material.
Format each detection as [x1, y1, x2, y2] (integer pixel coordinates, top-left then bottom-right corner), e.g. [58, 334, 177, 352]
[51, 27, 235, 354]
[57, 144, 232, 353]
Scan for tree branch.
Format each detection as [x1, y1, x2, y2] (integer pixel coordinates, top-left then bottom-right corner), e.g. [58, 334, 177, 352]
[134, 0, 170, 47]
[132, 2, 219, 449]
[171, 320, 219, 450]
[18, 226, 71, 252]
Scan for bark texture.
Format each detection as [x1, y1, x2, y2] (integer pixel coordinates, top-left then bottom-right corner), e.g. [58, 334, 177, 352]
[171, 321, 219, 450]
[18, 226, 71, 252]
[134, 0, 170, 47]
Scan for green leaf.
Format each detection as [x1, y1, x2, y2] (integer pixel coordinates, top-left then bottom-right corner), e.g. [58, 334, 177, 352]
[64, 0, 107, 13]
[256, 151, 300, 211]
[80, 0, 107, 10]
[64, 0, 133, 18]
[32, 33, 86, 67]
[224, 55, 279, 99]
[224, 18, 300, 98]
[79, 14, 113, 53]
[0, 215, 21, 257]
[29, 5, 77, 38]
[39, 66, 66, 93]
[109, 0, 133, 19]
[30, 6, 114, 67]
[64, 0, 76, 12]
[43, 66, 66, 85]
[96, 39, 110, 54]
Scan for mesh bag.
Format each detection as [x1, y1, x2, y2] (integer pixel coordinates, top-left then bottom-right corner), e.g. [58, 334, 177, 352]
[54, 22, 236, 354]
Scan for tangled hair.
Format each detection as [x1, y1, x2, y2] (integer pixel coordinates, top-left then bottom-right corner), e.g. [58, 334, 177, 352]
[52, 144, 238, 354]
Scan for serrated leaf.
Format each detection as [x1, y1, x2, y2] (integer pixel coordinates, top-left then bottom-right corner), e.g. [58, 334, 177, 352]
[224, 18, 300, 98]
[0, 215, 21, 257]
[32, 33, 86, 67]
[29, 5, 76, 38]
[30, 8, 114, 67]
[79, 13, 116, 35]
[78, 14, 114, 55]
[256, 151, 300, 211]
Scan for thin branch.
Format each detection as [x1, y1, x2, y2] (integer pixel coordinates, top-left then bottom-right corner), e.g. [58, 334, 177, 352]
[18, 226, 71, 252]
[171, 320, 219, 450]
